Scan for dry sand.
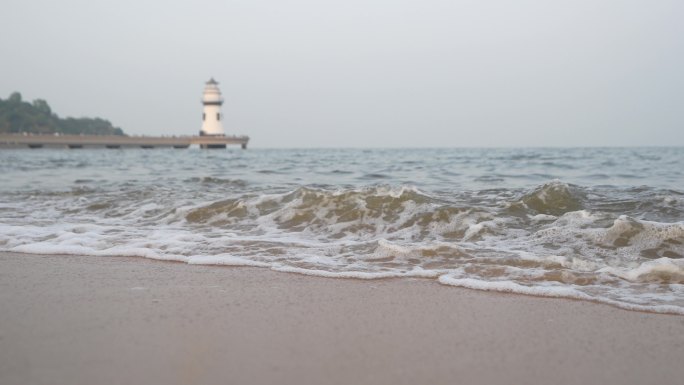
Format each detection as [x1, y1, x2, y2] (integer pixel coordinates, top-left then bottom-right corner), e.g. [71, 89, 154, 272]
[1, 252, 683, 385]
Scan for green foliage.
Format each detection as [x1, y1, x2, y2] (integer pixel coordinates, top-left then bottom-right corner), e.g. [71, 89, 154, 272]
[0, 92, 125, 136]
[32, 99, 51, 115]
[58, 117, 124, 136]
[9, 92, 22, 103]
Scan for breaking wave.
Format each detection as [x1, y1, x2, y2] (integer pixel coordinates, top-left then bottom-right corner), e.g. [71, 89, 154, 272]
[2, 178, 684, 314]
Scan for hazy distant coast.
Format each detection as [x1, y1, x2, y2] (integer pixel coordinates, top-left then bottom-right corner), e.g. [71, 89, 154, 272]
[0, 92, 124, 136]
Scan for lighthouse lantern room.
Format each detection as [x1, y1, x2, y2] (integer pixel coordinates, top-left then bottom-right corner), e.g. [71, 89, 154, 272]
[200, 78, 225, 136]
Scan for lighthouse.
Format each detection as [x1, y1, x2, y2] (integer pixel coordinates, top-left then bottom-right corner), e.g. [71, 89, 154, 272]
[200, 78, 225, 137]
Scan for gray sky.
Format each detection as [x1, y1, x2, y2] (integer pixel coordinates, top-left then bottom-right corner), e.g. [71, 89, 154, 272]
[2, 0, 682, 148]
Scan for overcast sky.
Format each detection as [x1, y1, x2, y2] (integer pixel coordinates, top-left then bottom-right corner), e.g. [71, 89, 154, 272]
[2, 0, 682, 148]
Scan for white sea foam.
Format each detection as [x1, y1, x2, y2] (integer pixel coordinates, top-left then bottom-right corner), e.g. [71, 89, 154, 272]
[598, 258, 684, 282]
[271, 265, 441, 279]
[438, 274, 684, 315]
[187, 255, 271, 267]
[438, 274, 589, 298]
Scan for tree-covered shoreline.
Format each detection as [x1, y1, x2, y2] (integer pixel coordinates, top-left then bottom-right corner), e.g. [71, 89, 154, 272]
[0, 92, 124, 136]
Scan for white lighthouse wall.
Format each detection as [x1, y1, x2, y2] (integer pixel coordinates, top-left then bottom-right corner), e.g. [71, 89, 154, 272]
[201, 104, 224, 135]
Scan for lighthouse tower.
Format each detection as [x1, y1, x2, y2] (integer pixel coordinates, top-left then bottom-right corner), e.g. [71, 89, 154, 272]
[200, 78, 225, 136]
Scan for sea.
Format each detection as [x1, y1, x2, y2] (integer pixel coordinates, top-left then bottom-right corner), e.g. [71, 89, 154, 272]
[1, 147, 683, 314]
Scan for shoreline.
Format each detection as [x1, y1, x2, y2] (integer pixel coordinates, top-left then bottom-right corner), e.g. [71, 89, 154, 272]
[8, 250, 684, 316]
[1, 252, 683, 385]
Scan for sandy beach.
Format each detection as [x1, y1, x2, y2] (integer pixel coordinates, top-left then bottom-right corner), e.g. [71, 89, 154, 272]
[1, 252, 683, 385]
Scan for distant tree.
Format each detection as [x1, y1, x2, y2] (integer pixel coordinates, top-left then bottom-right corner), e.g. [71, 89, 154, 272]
[0, 91, 125, 135]
[8, 92, 22, 103]
[32, 99, 51, 115]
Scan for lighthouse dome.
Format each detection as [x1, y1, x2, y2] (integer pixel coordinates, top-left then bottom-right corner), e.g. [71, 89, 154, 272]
[202, 78, 223, 104]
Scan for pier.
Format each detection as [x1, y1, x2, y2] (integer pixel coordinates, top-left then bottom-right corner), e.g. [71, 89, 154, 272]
[0, 133, 249, 149]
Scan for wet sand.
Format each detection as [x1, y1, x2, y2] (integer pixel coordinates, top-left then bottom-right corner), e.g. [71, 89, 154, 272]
[1, 252, 683, 385]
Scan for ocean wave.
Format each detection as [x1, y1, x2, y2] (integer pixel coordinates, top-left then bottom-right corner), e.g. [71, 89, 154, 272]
[2, 179, 684, 314]
[518, 180, 585, 215]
